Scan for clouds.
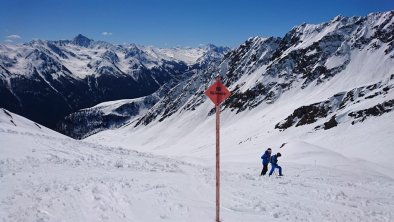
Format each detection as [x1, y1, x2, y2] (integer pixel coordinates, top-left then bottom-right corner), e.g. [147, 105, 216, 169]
[4, 34, 22, 43]
[7, 34, 21, 40]
[101, 32, 112, 36]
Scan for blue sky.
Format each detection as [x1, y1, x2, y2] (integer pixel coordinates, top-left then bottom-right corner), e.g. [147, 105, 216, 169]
[1, 0, 393, 47]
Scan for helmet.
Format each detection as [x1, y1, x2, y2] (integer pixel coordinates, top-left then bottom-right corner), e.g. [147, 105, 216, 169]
[277, 152, 281, 157]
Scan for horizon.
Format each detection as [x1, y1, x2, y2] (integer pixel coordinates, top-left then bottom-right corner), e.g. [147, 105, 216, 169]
[1, 0, 394, 48]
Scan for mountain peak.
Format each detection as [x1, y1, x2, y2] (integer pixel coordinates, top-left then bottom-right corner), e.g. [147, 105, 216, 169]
[72, 34, 93, 47]
[331, 15, 345, 22]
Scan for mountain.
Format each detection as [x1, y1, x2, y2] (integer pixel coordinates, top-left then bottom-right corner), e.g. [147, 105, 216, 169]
[69, 11, 394, 139]
[0, 35, 230, 130]
[72, 34, 94, 47]
[83, 11, 394, 173]
[58, 43, 228, 138]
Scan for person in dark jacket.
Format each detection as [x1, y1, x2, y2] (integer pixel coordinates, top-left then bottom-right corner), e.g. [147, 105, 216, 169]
[260, 148, 272, 176]
[269, 152, 283, 176]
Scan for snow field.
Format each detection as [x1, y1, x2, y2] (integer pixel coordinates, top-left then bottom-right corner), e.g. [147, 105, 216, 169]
[1, 109, 394, 221]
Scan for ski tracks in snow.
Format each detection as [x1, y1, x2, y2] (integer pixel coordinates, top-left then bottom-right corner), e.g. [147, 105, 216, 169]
[218, 163, 394, 221]
[1, 129, 394, 221]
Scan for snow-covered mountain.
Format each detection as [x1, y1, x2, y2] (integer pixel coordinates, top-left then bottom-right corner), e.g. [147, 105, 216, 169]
[67, 11, 394, 141]
[83, 11, 394, 171]
[145, 11, 394, 124]
[0, 35, 229, 129]
[58, 42, 229, 138]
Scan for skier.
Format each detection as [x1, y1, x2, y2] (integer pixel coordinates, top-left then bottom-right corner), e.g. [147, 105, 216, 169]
[269, 152, 283, 177]
[260, 148, 272, 176]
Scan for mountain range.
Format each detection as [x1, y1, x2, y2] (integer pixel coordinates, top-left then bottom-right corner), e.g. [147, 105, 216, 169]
[0, 35, 229, 129]
[0, 11, 393, 151]
[60, 11, 394, 141]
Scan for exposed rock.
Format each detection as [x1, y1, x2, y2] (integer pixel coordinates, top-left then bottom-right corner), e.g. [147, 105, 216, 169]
[324, 115, 338, 130]
[349, 100, 394, 123]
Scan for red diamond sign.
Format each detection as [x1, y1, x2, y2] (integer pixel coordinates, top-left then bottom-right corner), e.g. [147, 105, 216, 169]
[204, 78, 231, 106]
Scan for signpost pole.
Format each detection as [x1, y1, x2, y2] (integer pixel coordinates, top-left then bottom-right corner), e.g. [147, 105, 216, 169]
[216, 103, 220, 222]
[204, 77, 230, 222]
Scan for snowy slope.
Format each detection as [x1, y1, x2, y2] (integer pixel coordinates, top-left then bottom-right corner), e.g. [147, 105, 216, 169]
[0, 109, 214, 221]
[1, 109, 394, 221]
[85, 76, 394, 176]
[140, 46, 207, 65]
[59, 95, 159, 139]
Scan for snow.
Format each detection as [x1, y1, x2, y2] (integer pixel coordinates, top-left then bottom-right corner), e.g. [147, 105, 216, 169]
[324, 54, 346, 69]
[59, 47, 102, 78]
[141, 46, 207, 65]
[1, 108, 393, 221]
[87, 97, 149, 115]
[0, 44, 33, 76]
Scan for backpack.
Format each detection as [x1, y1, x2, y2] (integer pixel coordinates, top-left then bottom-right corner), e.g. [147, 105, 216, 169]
[270, 155, 278, 164]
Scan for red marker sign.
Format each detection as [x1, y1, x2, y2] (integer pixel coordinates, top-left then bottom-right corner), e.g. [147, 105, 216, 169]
[204, 77, 230, 222]
[204, 78, 231, 106]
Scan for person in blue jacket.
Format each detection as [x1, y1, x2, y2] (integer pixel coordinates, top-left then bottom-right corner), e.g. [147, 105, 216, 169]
[260, 148, 272, 176]
[269, 152, 283, 176]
